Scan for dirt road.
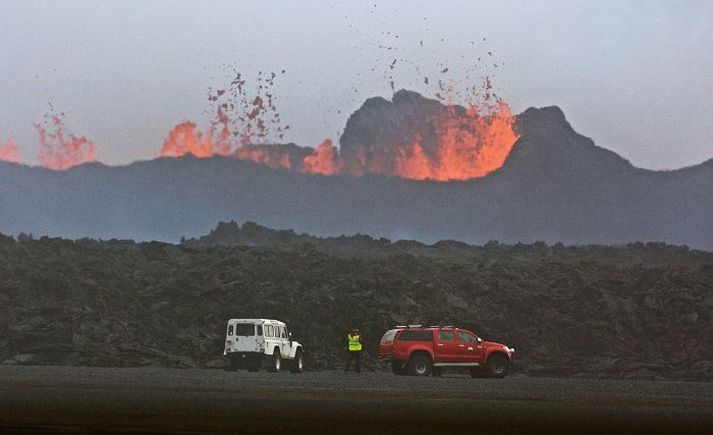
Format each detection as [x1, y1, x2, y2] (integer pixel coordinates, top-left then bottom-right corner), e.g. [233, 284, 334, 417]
[1, 365, 711, 433]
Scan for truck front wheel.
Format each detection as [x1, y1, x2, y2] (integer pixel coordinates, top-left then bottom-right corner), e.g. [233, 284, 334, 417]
[407, 354, 433, 377]
[486, 354, 509, 378]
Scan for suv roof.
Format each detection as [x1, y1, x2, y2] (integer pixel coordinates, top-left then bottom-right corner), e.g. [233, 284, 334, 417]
[227, 318, 285, 325]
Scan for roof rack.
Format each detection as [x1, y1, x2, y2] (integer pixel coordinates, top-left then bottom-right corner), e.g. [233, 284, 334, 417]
[394, 324, 424, 329]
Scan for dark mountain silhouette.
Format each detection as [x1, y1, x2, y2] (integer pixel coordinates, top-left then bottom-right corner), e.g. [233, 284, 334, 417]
[1, 90, 711, 248]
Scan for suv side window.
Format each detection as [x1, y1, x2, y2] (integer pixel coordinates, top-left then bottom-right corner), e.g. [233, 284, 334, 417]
[458, 331, 478, 342]
[438, 330, 455, 341]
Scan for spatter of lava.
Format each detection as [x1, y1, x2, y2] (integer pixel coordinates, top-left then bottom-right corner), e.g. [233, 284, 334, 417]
[0, 140, 20, 163]
[160, 72, 518, 181]
[35, 106, 96, 170]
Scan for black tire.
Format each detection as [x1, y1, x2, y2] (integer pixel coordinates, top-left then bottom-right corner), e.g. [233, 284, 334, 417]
[391, 361, 406, 375]
[289, 349, 304, 374]
[267, 350, 282, 373]
[470, 366, 483, 378]
[407, 354, 433, 377]
[486, 354, 510, 378]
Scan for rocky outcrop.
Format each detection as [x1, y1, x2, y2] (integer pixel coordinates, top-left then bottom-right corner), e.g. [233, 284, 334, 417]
[1, 230, 712, 380]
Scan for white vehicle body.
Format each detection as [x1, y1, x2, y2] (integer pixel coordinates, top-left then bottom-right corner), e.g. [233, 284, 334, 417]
[223, 318, 304, 373]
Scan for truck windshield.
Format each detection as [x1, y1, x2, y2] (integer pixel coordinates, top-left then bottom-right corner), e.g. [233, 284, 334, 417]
[234, 324, 255, 336]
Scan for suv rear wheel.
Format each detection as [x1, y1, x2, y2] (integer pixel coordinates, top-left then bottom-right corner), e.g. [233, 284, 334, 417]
[267, 350, 282, 373]
[486, 354, 509, 378]
[407, 354, 433, 377]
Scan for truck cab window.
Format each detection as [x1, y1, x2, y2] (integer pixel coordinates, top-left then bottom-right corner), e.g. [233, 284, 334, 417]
[438, 330, 454, 341]
[458, 331, 478, 342]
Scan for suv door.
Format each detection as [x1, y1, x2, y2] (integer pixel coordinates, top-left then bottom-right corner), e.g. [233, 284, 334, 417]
[435, 329, 459, 362]
[278, 325, 291, 358]
[456, 330, 485, 363]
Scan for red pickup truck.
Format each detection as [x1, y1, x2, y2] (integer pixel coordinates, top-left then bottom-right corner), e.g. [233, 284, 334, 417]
[379, 325, 515, 378]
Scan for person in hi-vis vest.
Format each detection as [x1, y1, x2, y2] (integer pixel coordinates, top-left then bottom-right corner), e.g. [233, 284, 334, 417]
[344, 328, 364, 373]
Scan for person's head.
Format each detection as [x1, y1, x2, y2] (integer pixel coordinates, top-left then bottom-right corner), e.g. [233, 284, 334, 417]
[350, 328, 359, 335]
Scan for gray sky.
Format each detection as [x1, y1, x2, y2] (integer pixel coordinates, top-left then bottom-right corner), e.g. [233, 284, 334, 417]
[1, 0, 711, 169]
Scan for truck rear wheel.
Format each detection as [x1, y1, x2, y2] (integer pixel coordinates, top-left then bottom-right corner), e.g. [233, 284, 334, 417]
[486, 354, 509, 378]
[289, 350, 304, 373]
[407, 354, 433, 377]
[267, 350, 282, 373]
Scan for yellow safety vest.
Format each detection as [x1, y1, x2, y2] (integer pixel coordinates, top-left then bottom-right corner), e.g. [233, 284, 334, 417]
[348, 334, 362, 351]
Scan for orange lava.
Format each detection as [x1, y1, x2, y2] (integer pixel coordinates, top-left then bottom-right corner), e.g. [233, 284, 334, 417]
[301, 139, 341, 175]
[160, 121, 213, 158]
[36, 113, 96, 170]
[158, 72, 518, 181]
[0, 140, 20, 163]
[395, 101, 518, 180]
[235, 144, 293, 170]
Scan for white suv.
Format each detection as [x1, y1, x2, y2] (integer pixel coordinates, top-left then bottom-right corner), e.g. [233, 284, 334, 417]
[223, 319, 304, 373]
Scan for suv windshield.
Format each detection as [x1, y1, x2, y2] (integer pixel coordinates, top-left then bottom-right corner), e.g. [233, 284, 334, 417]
[381, 329, 397, 341]
[234, 324, 255, 336]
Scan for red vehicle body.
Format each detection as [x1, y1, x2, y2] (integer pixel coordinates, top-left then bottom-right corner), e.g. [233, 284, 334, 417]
[379, 326, 515, 378]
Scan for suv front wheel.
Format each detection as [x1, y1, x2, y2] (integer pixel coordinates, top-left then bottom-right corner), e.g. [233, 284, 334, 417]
[407, 354, 433, 377]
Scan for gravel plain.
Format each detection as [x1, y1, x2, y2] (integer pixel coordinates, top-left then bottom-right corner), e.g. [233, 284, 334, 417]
[0, 365, 712, 433]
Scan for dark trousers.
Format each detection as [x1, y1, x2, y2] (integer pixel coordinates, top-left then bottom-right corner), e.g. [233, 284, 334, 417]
[344, 350, 362, 373]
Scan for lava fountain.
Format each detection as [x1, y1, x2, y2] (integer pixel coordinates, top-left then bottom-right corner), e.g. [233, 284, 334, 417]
[35, 108, 96, 170]
[0, 140, 20, 163]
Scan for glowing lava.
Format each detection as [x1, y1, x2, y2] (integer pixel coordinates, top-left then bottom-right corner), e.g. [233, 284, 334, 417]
[159, 70, 519, 181]
[301, 139, 341, 175]
[395, 101, 518, 180]
[36, 109, 96, 170]
[0, 140, 20, 163]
